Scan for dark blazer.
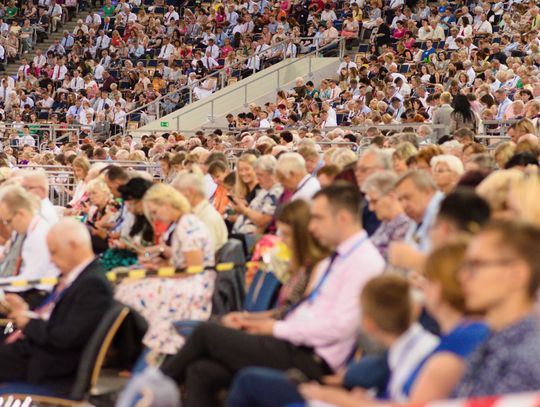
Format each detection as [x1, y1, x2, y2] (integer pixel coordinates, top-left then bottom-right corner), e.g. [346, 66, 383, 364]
[18, 259, 113, 385]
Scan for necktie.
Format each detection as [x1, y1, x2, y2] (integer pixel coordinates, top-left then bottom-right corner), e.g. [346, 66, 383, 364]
[5, 279, 67, 344]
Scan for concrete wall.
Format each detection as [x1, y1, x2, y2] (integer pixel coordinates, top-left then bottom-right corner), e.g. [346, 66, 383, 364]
[139, 57, 340, 132]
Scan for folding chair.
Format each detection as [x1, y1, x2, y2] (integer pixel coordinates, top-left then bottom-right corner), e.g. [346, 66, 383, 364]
[174, 267, 281, 337]
[0, 303, 130, 405]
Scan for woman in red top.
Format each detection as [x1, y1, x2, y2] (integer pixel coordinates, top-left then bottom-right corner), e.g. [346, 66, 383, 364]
[111, 30, 125, 48]
[215, 5, 226, 27]
[220, 38, 234, 59]
[393, 21, 407, 39]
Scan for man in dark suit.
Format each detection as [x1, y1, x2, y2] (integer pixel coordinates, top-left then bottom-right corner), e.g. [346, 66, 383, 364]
[0, 218, 113, 388]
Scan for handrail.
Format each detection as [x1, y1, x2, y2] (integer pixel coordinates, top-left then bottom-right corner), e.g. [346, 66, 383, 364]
[163, 37, 345, 131]
[123, 35, 344, 129]
[200, 123, 449, 133]
[123, 37, 297, 120]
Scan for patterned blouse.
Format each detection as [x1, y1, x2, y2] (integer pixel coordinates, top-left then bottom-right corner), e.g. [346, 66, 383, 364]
[369, 213, 411, 260]
[115, 213, 216, 354]
[453, 314, 540, 398]
[171, 214, 215, 269]
[232, 183, 284, 235]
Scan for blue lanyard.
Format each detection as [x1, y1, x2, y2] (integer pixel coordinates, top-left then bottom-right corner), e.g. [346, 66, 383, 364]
[294, 175, 313, 195]
[286, 234, 368, 315]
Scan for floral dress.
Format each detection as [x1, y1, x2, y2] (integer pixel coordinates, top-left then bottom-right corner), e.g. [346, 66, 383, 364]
[115, 214, 216, 354]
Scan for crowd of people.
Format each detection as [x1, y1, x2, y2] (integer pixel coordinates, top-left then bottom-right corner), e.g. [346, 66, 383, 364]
[0, 108, 539, 406]
[1, 0, 540, 405]
[3, 0, 350, 146]
[3, 0, 540, 146]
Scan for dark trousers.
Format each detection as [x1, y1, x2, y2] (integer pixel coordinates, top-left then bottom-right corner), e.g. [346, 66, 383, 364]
[160, 322, 331, 407]
[226, 367, 305, 407]
[0, 341, 31, 382]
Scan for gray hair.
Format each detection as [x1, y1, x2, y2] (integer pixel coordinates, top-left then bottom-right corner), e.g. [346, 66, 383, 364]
[19, 169, 49, 190]
[172, 172, 206, 197]
[361, 148, 392, 170]
[276, 152, 307, 176]
[431, 154, 465, 175]
[396, 170, 437, 192]
[253, 155, 277, 175]
[362, 170, 399, 196]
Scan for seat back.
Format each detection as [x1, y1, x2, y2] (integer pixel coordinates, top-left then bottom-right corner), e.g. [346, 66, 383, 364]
[243, 269, 281, 312]
[211, 239, 247, 315]
[69, 302, 130, 400]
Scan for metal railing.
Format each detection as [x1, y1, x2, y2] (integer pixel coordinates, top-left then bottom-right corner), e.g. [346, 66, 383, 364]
[165, 37, 345, 132]
[122, 36, 345, 132]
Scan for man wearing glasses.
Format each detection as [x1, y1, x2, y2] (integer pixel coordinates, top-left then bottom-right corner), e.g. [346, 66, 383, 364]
[0, 185, 58, 308]
[454, 221, 540, 396]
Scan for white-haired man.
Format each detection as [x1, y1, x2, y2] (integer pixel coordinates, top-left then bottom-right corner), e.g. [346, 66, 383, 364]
[20, 170, 59, 225]
[276, 153, 320, 202]
[0, 218, 112, 385]
[0, 186, 59, 307]
[173, 172, 227, 253]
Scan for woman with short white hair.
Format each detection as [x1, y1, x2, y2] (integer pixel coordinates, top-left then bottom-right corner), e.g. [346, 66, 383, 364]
[361, 170, 411, 259]
[431, 154, 465, 194]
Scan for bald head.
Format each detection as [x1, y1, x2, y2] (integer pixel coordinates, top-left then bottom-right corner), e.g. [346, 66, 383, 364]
[47, 218, 94, 275]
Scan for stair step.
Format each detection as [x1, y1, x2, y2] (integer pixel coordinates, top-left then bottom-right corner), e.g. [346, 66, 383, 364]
[2, 6, 100, 77]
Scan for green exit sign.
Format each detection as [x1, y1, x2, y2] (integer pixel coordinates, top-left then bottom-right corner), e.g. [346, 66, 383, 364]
[160, 121, 169, 128]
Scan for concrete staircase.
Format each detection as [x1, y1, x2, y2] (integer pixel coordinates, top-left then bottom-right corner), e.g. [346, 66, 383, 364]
[3, 7, 98, 77]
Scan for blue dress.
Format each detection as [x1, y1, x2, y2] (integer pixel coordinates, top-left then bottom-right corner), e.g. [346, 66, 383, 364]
[402, 321, 490, 396]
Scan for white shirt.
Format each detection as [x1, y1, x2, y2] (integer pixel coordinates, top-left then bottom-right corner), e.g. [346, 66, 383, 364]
[114, 110, 126, 126]
[204, 173, 218, 201]
[33, 54, 46, 68]
[193, 200, 227, 253]
[95, 35, 110, 49]
[40, 198, 60, 225]
[336, 60, 357, 75]
[291, 174, 320, 202]
[85, 14, 101, 25]
[52, 64, 67, 81]
[387, 323, 439, 402]
[1, 215, 59, 292]
[325, 107, 338, 126]
[202, 56, 219, 69]
[70, 76, 85, 91]
[206, 44, 220, 60]
[164, 10, 179, 23]
[93, 64, 105, 80]
[158, 43, 175, 59]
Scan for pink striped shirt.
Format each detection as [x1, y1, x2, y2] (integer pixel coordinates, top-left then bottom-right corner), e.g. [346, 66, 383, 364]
[273, 230, 385, 371]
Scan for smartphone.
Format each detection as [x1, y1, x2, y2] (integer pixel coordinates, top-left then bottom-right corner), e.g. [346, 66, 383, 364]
[121, 237, 140, 252]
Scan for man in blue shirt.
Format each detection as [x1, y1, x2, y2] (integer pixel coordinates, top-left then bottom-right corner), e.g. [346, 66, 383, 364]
[454, 221, 540, 397]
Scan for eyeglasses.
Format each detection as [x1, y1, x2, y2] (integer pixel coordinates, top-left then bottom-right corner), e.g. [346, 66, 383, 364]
[461, 258, 518, 274]
[365, 193, 387, 206]
[355, 165, 379, 174]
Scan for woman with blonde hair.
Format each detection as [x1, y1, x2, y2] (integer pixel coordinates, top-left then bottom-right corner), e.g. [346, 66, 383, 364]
[476, 169, 524, 219]
[67, 156, 91, 210]
[115, 183, 215, 355]
[393, 142, 418, 175]
[85, 177, 121, 254]
[234, 153, 259, 203]
[493, 142, 516, 169]
[508, 169, 540, 227]
[331, 148, 357, 170]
